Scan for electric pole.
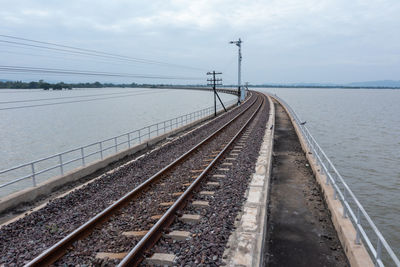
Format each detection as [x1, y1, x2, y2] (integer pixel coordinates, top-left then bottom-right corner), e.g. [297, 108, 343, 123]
[207, 71, 226, 117]
[229, 38, 243, 104]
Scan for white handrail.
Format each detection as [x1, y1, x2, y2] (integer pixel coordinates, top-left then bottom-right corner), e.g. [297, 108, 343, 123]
[0, 98, 237, 193]
[272, 94, 400, 267]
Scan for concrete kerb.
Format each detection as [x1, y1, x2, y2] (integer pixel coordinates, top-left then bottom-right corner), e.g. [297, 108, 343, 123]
[0, 100, 243, 215]
[223, 93, 274, 266]
[270, 95, 374, 267]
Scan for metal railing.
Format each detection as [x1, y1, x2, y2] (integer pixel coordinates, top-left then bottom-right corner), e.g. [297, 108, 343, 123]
[273, 94, 400, 267]
[0, 99, 237, 196]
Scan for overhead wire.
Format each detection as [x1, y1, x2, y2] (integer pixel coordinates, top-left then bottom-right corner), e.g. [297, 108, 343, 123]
[0, 89, 174, 111]
[0, 65, 204, 80]
[0, 48, 144, 68]
[0, 89, 152, 105]
[0, 35, 207, 71]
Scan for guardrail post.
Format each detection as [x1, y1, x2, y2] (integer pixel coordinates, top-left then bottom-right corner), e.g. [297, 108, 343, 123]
[333, 186, 337, 200]
[139, 129, 142, 143]
[81, 147, 85, 166]
[356, 207, 361, 245]
[127, 133, 131, 148]
[343, 190, 348, 218]
[31, 163, 36, 187]
[376, 239, 382, 266]
[114, 137, 118, 152]
[99, 142, 103, 159]
[59, 154, 64, 175]
[156, 124, 159, 136]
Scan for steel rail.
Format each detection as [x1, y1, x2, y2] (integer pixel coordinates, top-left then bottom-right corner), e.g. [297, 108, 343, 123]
[25, 93, 259, 266]
[118, 93, 265, 266]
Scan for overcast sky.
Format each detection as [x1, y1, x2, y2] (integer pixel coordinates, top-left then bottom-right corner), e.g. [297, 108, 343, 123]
[1, 0, 399, 84]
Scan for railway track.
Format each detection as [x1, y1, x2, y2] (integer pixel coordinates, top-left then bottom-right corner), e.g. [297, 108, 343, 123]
[23, 92, 266, 266]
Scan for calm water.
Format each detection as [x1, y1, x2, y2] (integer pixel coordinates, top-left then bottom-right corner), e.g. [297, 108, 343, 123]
[0, 88, 236, 194]
[258, 88, 400, 260]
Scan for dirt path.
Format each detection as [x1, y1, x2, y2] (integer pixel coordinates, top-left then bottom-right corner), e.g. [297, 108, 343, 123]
[263, 101, 348, 266]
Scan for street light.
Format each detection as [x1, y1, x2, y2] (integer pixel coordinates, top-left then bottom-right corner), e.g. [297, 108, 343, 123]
[229, 38, 243, 103]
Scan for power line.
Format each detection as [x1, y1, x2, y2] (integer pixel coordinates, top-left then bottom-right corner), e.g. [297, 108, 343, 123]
[0, 34, 206, 71]
[0, 49, 149, 68]
[0, 90, 173, 111]
[0, 65, 204, 80]
[0, 89, 151, 105]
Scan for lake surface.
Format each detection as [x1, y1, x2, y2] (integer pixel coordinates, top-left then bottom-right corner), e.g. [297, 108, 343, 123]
[0, 88, 236, 194]
[258, 88, 400, 261]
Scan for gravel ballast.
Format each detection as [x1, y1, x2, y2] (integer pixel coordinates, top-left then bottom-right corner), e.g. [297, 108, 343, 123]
[142, 94, 270, 266]
[0, 93, 263, 266]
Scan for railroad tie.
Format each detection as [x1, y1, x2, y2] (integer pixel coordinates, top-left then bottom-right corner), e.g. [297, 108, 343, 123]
[146, 253, 176, 266]
[172, 192, 183, 197]
[225, 157, 237, 161]
[192, 200, 209, 207]
[165, 230, 191, 241]
[213, 174, 226, 178]
[200, 191, 214, 196]
[190, 169, 203, 173]
[159, 201, 174, 207]
[122, 230, 148, 237]
[96, 252, 128, 260]
[180, 214, 201, 223]
[207, 182, 219, 187]
[218, 168, 230, 171]
[151, 214, 163, 220]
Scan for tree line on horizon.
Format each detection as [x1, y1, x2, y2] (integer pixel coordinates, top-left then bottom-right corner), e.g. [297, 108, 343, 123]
[1, 80, 399, 90]
[0, 80, 143, 90]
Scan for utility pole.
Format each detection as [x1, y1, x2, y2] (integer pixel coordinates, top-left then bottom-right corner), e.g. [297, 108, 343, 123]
[207, 71, 226, 117]
[229, 38, 243, 104]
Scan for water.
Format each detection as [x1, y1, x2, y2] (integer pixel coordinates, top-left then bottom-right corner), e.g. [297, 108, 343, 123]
[258, 88, 400, 261]
[0, 88, 236, 194]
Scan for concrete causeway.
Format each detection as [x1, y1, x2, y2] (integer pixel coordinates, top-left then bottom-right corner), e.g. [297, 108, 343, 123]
[264, 100, 348, 266]
[0, 92, 377, 266]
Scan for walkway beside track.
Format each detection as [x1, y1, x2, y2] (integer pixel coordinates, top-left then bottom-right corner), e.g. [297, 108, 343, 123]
[263, 100, 349, 266]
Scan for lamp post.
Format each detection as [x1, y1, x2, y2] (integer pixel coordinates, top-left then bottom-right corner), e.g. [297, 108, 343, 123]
[229, 38, 243, 103]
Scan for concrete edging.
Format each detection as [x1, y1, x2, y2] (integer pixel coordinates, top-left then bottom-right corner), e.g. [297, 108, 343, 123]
[271, 95, 374, 267]
[222, 94, 275, 266]
[0, 104, 236, 214]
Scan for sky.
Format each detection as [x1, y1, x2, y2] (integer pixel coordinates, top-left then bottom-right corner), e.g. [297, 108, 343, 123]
[0, 0, 399, 85]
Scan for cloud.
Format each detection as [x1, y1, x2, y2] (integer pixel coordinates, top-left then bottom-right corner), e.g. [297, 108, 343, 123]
[0, 0, 399, 83]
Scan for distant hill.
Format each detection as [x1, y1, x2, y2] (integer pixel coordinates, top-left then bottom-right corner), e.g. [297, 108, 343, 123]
[257, 80, 400, 88]
[346, 80, 400, 87]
